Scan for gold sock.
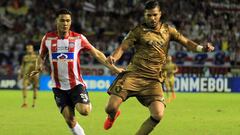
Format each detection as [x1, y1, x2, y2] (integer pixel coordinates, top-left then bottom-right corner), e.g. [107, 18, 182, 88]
[135, 116, 160, 135]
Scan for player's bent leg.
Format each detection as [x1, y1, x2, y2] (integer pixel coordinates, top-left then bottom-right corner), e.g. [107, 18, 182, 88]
[135, 101, 165, 135]
[104, 95, 122, 130]
[32, 87, 38, 108]
[75, 103, 92, 116]
[62, 106, 76, 128]
[62, 106, 85, 135]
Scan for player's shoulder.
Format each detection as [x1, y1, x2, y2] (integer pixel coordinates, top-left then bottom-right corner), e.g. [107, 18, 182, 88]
[69, 31, 85, 40]
[163, 22, 178, 31]
[43, 31, 58, 40]
[23, 54, 28, 59]
[45, 31, 57, 37]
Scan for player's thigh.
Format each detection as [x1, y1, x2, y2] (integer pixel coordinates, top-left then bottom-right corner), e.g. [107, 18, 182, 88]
[165, 81, 170, 90]
[136, 80, 165, 106]
[32, 76, 39, 89]
[148, 101, 165, 120]
[169, 76, 175, 88]
[70, 84, 90, 104]
[23, 79, 29, 89]
[70, 85, 91, 115]
[52, 88, 74, 114]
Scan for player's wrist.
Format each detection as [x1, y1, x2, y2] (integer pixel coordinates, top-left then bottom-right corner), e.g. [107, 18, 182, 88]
[196, 45, 203, 52]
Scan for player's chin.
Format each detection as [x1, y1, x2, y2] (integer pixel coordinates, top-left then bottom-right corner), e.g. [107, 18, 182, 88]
[148, 22, 157, 28]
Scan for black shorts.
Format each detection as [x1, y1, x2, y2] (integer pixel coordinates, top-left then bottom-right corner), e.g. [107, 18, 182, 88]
[52, 84, 90, 113]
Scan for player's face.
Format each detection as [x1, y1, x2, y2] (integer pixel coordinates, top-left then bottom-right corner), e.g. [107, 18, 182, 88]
[26, 45, 34, 54]
[144, 7, 161, 29]
[56, 14, 71, 34]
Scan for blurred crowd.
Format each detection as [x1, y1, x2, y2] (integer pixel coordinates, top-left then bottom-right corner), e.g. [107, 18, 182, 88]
[0, 0, 239, 76]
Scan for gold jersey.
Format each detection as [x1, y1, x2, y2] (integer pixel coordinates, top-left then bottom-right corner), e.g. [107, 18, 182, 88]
[122, 23, 189, 81]
[163, 62, 177, 78]
[21, 53, 38, 76]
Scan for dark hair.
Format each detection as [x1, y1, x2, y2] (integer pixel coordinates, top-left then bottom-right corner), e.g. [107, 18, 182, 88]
[56, 8, 72, 17]
[144, 0, 160, 10]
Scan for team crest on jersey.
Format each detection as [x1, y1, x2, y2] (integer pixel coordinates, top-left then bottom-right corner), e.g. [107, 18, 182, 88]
[69, 42, 75, 48]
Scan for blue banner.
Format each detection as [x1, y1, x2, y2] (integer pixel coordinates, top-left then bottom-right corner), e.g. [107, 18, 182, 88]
[39, 75, 240, 93]
[174, 77, 239, 92]
[39, 75, 115, 91]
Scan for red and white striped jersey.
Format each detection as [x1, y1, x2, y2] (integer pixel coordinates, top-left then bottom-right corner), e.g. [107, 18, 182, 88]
[39, 31, 93, 90]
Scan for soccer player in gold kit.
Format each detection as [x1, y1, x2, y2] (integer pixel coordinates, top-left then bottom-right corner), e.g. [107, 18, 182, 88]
[163, 55, 178, 103]
[104, 0, 214, 134]
[18, 44, 39, 108]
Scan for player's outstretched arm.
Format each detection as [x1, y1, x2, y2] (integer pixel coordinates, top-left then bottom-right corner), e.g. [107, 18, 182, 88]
[169, 26, 214, 52]
[89, 47, 125, 74]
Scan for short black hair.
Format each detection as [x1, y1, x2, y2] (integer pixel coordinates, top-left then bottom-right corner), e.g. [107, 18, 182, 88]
[144, 0, 160, 10]
[56, 8, 72, 17]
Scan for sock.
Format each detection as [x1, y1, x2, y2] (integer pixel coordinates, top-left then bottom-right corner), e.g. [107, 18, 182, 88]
[135, 116, 160, 135]
[70, 122, 85, 135]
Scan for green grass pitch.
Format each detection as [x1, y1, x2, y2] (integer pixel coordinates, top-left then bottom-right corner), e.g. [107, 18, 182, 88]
[0, 90, 239, 135]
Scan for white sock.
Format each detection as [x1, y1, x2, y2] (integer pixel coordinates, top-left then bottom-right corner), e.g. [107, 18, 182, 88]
[71, 122, 85, 135]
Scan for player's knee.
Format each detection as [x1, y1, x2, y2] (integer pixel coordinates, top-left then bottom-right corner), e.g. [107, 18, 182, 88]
[76, 103, 91, 116]
[151, 112, 164, 121]
[78, 108, 90, 116]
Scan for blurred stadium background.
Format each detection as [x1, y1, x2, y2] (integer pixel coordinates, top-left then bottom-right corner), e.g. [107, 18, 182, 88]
[0, 0, 240, 135]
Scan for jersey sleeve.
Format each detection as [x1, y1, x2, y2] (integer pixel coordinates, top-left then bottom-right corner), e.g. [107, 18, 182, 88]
[121, 27, 138, 47]
[39, 35, 48, 58]
[80, 34, 93, 51]
[169, 26, 198, 51]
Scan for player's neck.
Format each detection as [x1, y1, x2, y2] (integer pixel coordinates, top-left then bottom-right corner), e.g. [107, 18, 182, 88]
[58, 31, 69, 39]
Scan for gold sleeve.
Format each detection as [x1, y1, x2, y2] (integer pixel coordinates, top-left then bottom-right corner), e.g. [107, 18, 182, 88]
[122, 27, 138, 48]
[169, 26, 198, 51]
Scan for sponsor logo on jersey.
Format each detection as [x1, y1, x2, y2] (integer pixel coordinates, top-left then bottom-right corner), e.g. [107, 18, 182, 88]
[52, 53, 74, 60]
[69, 42, 75, 48]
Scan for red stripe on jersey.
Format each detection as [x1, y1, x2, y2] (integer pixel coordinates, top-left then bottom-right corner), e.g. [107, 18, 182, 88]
[52, 62, 61, 88]
[51, 40, 57, 52]
[68, 61, 76, 88]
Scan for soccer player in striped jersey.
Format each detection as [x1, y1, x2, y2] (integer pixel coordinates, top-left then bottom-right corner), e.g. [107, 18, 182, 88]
[30, 8, 123, 135]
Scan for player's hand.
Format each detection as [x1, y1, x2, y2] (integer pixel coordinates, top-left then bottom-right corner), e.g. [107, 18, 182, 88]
[106, 56, 116, 65]
[113, 67, 125, 74]
[110, 65, 125, 74]
[203, 42, 214, 52]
